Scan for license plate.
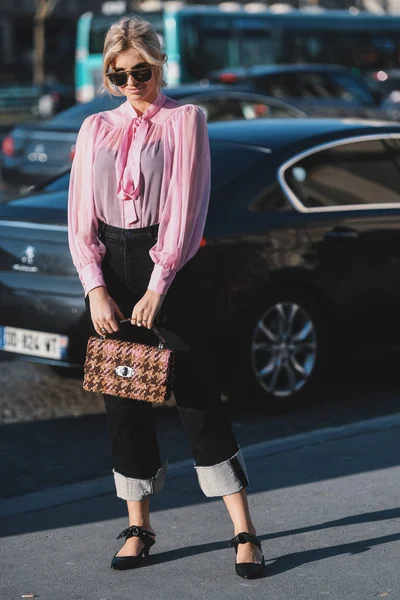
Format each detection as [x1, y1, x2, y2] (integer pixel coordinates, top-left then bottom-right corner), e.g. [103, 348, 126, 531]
[0, 327, 69, 360]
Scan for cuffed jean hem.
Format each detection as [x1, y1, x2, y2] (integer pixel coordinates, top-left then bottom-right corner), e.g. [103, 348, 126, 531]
[113, 460, 168, 501]
[194, 449, 249, 497]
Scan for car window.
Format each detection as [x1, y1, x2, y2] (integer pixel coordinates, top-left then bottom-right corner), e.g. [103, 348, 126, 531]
[331, 73, 374, 104]
[260, 74, 298, 99]
[295, 74, 335, 100]
[284, 139, 400, 209]
[193, 96, 300, 121]
[250, 182, 289, 212]
[260, 72, 372, 103]
[261, 73, 327, 99]
[259, 102, 301, 118]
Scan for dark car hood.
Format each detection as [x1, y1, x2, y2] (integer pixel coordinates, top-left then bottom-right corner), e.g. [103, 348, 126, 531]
[0, 189, 68, 225]
[26, 121, 82, 133]
[12, 121, 84, 135]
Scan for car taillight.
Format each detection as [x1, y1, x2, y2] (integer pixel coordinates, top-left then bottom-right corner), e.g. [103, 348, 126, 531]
[199, 237, 207, 248]
[69, 144, 76, 161]
[2, 135, 14, 157]
[218, 73, 239, 83]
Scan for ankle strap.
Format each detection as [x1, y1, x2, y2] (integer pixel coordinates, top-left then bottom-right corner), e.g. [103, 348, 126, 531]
[229, 532, 261, 551]
[117, 525, 155, 541]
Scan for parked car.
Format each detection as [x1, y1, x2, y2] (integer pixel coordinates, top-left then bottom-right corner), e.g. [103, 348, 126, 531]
[1, 85, 305, 187]
[208, 64, 398, 121]
[2, 118, 400, 412]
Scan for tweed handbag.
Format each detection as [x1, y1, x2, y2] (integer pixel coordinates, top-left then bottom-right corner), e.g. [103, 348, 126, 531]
[83, 320, 175, 403]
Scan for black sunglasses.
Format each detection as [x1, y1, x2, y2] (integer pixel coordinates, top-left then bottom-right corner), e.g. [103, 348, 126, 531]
[106, 67, 153, 87]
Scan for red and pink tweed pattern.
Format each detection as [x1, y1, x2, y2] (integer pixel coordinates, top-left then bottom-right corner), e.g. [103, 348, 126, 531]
[83, 336, 175, 403]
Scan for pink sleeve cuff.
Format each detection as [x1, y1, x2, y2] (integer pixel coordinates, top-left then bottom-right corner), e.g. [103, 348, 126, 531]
[79, 262, 106, 297]
[148, 263, 176, 295]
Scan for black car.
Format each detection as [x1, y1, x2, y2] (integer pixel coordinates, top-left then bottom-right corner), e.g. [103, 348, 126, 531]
[209, 64, 396, 121]
[1, 85, 305, 187]
[2, 118, 400, 412]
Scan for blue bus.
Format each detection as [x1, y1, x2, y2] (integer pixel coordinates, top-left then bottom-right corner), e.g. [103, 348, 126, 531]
[75, 7, 400, 103]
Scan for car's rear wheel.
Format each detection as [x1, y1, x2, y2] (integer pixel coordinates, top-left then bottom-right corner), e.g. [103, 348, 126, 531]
[229, 287, 328, 413]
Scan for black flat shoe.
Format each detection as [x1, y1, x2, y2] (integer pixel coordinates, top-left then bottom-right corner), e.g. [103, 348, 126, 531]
[229, 532, 265, 579]
[111, 525, 156, 570]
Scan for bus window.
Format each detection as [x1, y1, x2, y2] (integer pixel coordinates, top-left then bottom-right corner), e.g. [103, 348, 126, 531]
[181, 15, 239, 81]
[334, 33, 400, 70]
[180, 14, 275, 82]
[89, 16, 113, 54]
[282, 31, 334, 64]
[238, 29, 278, 67]
[87, 12, 163, 55]
[182, 28, 237, 81]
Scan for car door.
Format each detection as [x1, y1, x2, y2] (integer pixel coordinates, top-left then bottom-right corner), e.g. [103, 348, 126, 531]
[281, 136, 400, 345]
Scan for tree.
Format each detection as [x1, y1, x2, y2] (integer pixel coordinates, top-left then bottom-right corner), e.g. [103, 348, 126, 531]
[33, 0, 60, 86]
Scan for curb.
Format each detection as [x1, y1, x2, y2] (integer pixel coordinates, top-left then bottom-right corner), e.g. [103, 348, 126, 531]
[2, 412, 400, 519]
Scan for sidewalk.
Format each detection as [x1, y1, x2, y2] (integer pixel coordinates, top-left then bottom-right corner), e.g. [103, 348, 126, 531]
[2, 416, 400, 600]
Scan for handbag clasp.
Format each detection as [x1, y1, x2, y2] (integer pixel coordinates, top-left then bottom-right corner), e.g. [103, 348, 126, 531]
[115, 365, 135, 378]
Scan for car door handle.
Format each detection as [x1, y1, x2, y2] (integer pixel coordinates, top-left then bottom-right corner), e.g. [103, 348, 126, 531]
[324, 230, 359, 240]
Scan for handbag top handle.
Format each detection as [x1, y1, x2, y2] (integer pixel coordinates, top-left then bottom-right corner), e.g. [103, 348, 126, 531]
[104, 318, 167, 350]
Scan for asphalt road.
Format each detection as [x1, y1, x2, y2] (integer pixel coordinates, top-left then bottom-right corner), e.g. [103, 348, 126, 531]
[1, 350, 400, 500]
[2, 416, 400, 600]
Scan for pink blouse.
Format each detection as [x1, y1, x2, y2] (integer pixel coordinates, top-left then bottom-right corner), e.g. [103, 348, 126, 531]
[67, 91, 211, 297]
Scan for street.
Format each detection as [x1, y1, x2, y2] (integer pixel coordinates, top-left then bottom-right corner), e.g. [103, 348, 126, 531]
[1, 406, 400, 599]
[1, 351, 400, 500]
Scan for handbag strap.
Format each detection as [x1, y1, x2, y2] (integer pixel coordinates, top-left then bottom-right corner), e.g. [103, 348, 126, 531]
[117, 318, 167, 350]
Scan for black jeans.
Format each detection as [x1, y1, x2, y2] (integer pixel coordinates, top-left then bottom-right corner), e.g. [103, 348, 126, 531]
[85, 222, 248, 500]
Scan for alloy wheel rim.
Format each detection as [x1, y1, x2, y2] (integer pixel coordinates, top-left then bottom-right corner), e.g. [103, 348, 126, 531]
[251, 302, 317, 398]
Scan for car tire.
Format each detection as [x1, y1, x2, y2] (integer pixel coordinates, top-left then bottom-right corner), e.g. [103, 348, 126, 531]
[228, 286, 329, 413]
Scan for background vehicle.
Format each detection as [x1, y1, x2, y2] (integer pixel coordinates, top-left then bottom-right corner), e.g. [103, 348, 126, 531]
[77, 9, 400, 102]
[209, 64, 397, 119]
[2, 119, 400, 412]
[1, 86, 305, 187]
[76, 6, 274, 101]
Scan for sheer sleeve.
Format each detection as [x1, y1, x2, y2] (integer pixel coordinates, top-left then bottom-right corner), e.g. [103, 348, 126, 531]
[68, 114, 106, 297]
[148, 105, 211, 295]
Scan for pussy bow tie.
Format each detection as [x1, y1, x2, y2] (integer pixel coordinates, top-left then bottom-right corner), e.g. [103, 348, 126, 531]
[115, 116, 149, 225]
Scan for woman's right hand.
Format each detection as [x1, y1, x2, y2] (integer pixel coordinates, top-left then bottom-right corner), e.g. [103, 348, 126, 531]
[88, 286, 125, 335]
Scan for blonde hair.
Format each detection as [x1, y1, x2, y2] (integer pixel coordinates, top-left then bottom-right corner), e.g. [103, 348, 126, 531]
[103, 16, 167, 95]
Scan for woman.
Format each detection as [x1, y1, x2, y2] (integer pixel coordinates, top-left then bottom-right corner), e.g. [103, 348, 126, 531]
[68, 16, 265, 579]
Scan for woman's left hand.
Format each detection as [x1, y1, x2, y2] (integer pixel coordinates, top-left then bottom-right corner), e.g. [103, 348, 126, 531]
[131, 289, 164, 330]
